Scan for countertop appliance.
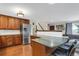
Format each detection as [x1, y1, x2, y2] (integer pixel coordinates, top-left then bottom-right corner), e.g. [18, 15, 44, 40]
[21, 24, 31, 45]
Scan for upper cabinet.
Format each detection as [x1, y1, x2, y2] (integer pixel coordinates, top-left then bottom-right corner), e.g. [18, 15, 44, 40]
[8, 17, 16, 29]
[0, 16, 8, 29]
[14, 18, 21, 29]
[21, 19, 29, 24]
[0, 15, 30, 30]
[8, 17, 21, 29]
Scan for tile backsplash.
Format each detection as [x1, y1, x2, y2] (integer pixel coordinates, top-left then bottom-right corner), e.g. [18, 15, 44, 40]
[0, 30, 20, 35]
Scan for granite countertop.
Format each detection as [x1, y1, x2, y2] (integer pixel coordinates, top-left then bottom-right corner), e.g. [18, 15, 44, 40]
[32, 35, 68, 48]
[0, 30, 20, 36]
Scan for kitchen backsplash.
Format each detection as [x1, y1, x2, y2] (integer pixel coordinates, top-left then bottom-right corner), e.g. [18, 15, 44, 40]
[0, 30, 20, 35]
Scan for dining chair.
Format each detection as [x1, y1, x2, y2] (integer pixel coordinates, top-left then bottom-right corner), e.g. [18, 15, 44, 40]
[52, 39, 77, 56]
[72, 41, 79, 56]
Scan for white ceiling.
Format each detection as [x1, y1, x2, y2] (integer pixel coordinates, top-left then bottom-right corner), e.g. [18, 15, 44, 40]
[0, 3, 79, 23]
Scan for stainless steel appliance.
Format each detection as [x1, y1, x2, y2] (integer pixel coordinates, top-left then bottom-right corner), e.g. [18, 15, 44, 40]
[21, 24, 31, 45]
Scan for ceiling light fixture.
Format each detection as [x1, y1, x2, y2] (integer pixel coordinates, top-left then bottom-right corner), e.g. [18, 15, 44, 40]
[17, 10, 24, 17]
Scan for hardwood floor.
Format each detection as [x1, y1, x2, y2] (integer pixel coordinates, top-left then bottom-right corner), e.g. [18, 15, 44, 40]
[0, 41, 55, 56]
[0, 45, 32, 56]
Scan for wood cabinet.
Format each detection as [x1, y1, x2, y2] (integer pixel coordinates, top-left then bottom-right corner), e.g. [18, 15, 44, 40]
[6, 36, 14, 46]
[14, 35, 22, 45]
[31, 41, 46, 56]
[8, 17, 15, 29]
[31, 40, 57, 56]
[0, 15, 21, 30]
[0, 16, 8, 29]
[1, 36, 7, 47]
[8, 17, 21, 29]
[21, 20, 29, 24]
[0, 36, 13, 47]
[0, 37, 2, 48]
[0, 14, 29, 48]
[0, 15, 29, 30]
[14, 18, 21, 29]
[0, 35, 22, 48]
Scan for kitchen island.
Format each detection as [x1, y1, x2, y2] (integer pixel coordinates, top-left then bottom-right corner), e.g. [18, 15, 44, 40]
[31, 35, 68, 56]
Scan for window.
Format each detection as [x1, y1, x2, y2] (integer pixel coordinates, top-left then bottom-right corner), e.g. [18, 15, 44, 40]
[72, 22, 79, 35]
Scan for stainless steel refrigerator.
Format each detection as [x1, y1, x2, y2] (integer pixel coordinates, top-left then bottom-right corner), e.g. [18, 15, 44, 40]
[21, 24, 31, 45]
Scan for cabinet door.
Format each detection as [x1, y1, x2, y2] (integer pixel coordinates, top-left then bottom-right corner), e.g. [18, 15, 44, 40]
[14, 18, 21, 29]
[0, 16, 8, 29]
[6, 36, 14, 46]
[0, 37, 2, 48]
[8, 17, 15, 29]
[14, 35, 22, 45]
[8, 17, 21, 29]
[1, 36, 7, 47]
[31, 41, 46, 56]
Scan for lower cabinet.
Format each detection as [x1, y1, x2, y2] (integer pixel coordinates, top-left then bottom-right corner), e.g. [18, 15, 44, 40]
[31, 41, 46, 56]
[6, 36, 14, 46]
[1, 36, 7, 47]
[0, 37, 2, 48]
[14, 35, 22, 45]
[31, 41, 57, 56]
[0, 35, 22, 48]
